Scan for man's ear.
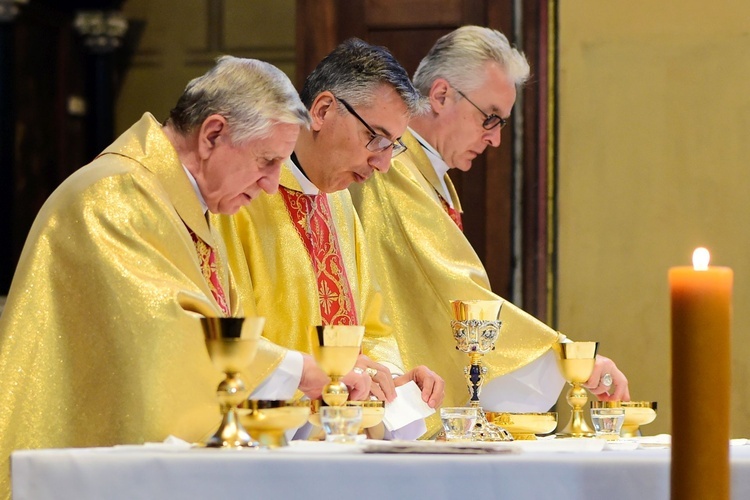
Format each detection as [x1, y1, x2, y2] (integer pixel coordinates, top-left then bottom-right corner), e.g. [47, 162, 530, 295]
[429, 78, 451, 113]
[308, 91, 335, 132]
[197, 114, 227, 159]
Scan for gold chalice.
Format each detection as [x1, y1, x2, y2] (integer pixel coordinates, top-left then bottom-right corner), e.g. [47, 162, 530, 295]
[237, 400, 311, 448]
[310, 325, 364, 406]
[201, 316, 264, 448]
[450, 299, 513, 442]
[553, 341, 598, 437]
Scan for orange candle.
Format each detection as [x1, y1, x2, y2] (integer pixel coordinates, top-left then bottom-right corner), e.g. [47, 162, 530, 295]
[669, 247, 732, 500]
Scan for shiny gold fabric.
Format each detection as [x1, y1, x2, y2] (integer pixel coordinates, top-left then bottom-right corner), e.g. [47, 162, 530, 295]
[0, 113, 285, 499]
[349, 129, 560, 436]
[213, 164, 404, 371]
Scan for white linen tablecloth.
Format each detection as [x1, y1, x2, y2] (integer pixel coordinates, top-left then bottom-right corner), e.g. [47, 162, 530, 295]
[11, 441, 750, 500]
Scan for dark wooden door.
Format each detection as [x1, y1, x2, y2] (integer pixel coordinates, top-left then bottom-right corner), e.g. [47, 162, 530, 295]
[295, 0, 553, 321]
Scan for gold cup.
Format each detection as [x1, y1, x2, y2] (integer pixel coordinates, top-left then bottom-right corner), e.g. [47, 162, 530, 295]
[553, 341, 598, 437]
[200, 316, 264, 448]
[450, 300, 513, 442]
[237, 400, 311, 448]
[310, 325, 364, 406]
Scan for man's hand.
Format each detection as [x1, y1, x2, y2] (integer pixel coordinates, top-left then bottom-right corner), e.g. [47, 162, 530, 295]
[394, 365, 445, 408]
[298, 354, 330, 400]
[352, 355, 397, 402]
[583, 354, 629, 402]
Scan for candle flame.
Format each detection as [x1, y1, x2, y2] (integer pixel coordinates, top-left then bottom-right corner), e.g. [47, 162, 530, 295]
[692, 247, 710, 271]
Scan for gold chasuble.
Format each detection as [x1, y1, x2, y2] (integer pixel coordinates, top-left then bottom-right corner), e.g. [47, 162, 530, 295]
[349, 129, 560, 436]
[0, 113, 285, 499]
[214, 164, 404, 370]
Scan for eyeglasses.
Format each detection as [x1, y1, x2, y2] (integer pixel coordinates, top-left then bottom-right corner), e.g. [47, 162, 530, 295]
[335, 96, 407, 158]
[454, 88, 508, 130]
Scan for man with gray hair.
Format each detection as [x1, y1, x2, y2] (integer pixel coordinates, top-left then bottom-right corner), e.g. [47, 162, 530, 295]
[350, 26, 629, 437]
[215, 39, 444, 439]
[0, 55, 328, 497]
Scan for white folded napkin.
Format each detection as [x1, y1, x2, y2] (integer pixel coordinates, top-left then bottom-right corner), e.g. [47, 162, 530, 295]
[382, 381, 435, 431]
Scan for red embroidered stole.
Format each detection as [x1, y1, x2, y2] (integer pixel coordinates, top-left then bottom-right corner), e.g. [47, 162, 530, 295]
[280, 187, 358, 325]
[186, 226, 230, 316]
[436, 191, 464, 232]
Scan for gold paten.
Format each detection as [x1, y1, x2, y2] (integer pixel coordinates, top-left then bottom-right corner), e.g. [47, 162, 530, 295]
[485, 412, 558, 440]
[553, 341, 598, 437]
[310, 325, 365, 406]
[450, 300, 513, 442]
[592, 400, 657, 438]
[237, 400, 311, 448]
[200, 317, 264, 448]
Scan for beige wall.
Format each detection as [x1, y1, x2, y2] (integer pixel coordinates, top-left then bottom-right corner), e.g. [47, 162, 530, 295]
[117, 0, 295, 134]
[558, 1, 750, 436]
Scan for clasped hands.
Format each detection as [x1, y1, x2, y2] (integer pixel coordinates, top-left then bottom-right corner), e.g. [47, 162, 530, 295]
[300, 354, 445, 408]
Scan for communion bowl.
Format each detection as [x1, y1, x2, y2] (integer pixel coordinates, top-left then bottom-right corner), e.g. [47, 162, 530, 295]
[591, 401, 657, 438]
[309, 400, 385, 432]
[484, 412, 558, 440]
[237, 400, 311, 448]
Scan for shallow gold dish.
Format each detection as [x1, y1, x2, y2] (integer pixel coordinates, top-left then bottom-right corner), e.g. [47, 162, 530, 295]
[484, 412, 558, 440]
[309, 400, 385, 431]
[591, 401, 657, 437]
[237, 400, 311, 448]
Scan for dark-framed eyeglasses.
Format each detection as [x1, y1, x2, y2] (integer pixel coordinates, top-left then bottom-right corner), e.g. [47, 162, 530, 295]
[335, 96, 407, 158]
[454, 88, 508, 130]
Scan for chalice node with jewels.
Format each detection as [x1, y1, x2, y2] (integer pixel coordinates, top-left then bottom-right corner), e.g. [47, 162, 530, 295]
[200, 316, 265, 448]
[553, 341, 598, 437]
[310, 325, 365, 406]
[450, 299, 513, 442]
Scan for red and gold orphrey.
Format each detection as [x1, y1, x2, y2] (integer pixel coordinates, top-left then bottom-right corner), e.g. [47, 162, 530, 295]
[186, 226, 230, 315]
[280, 187, 358, 325]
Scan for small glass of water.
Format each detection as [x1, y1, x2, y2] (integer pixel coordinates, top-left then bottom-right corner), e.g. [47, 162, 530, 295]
[590, 406, 625, 440]
[440, 407, 478, 441]
[319, 406, 362, 443]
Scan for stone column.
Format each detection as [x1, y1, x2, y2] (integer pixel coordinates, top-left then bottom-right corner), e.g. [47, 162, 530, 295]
[73, 9, 127, 160]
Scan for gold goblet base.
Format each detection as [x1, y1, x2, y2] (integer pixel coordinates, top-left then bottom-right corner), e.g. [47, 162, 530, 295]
[557, 382, 595, 438]
[206, 408, 256, 448]
[471, 404, 513, 442]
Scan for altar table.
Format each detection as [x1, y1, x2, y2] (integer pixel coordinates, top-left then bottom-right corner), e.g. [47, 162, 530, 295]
[11, 441, 750, 499]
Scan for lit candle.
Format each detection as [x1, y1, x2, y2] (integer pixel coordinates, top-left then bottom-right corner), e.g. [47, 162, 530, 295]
[669, 248, 732, 500]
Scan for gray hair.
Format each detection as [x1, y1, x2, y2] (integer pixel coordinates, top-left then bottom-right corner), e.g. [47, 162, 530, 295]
[413, 25, 530, 95]
[168, 55, 310, 144]
[300, 38, 426, 116]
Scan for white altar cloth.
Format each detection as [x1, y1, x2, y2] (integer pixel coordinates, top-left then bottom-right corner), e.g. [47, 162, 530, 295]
[11, 440, 750, 500]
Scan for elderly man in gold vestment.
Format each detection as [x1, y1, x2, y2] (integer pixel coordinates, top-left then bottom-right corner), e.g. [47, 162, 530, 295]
[0, 56, 343, 499]
[350, 26, 630, 436]
[215, 40, 444, 438]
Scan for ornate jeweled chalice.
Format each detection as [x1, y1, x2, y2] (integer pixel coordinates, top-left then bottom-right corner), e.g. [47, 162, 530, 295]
[310, 325, 364, 406]
[201, 316, 265, 448]
[450, 300, 513, 442]
[553, 341, 598, 437]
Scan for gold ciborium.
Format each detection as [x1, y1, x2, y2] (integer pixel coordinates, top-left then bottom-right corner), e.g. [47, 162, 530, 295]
[237, 400, 311, 448]
[450, 300, 513, 442]
[310, 325, 364, 406]
[201, 316, 264, 448]
[553, 341, 598, 437]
